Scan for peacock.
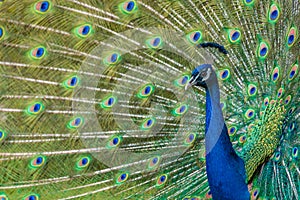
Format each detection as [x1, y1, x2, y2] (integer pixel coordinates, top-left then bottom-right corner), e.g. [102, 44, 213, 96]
[0, 0, 299, 199]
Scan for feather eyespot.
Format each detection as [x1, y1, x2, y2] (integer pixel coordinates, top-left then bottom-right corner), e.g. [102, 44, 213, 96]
[30, 46, 46, 60]
[271, 66, 280, 82]
[75, 24, 93, 38]
[277, 88, 284, 98]
[288, 61, 298, 81]
[67, 117, 84, 129]
[64, 76, 79, 89]
[141, 117, 156, 130]
[268, 3, 280, 23]
[245, 109, 255, 119]
[175, 75, 190, 87]
[288, 122, 295, 132]
[27, 102, 44, 115]
[219, 69, 230, 80]
[292, 147, 298, 159]
[30, 156, 46, 169]
[226, 29, 241, 43]
[107, 135, 122, 149]
[24, 194, 39, 200]
[137, 83, 155, 99]
[228, 126, 237, 136]
[34, 1, 51, 13]
[284, 95, 291, 105]
[0, 193, 8, 200]
[247, 124, 255, 131]
[104, 52, 121, 66]
[230, 30, 241, 42]
[156, 174, 168, 187]
[260, 111, 264, 117]
[0, 26, 5, 40]
[286, 26, 298, 47]
[148, 156, 161, 170]
[243, 0, 255, 6]
[239, 135, 247, 144]
[273, 152, 281, 161]
[119, 1, 137, 14]
[257, 41, 269, 60]
[172, 104, 188, 116]
[288, 107, 295, 115]
[146, 36, 163, 49]
[116, 172, 129, 185]
[263, 97, 269, 106]
[247, 84, 257, 96]
[186, 31, 202, 44]
[100, 96, 117, 109]
[0, 129, 6, 142]
[251, 188, 259, 199]
[184, 133, 196, 146]
[76, 156, 91, 169]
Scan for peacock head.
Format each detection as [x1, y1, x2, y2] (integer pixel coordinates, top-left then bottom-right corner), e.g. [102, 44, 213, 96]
[186, 64, 215, 89]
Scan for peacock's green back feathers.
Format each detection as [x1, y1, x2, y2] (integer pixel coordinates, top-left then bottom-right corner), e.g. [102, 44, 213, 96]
[239, 102, 286, 180]
[0, 0, 299, 199]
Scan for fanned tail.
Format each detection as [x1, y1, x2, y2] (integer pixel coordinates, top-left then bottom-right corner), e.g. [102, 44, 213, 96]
[0, 0, 299, 199]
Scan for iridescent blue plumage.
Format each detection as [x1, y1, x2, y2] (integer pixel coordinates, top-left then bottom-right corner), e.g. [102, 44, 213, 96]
[189, 64, 250, 199]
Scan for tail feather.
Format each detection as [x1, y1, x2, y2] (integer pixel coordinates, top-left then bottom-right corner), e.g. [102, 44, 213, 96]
[0, 0, 299, 199]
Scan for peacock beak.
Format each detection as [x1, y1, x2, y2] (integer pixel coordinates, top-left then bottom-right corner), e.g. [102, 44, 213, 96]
[185, 74, 197, 90]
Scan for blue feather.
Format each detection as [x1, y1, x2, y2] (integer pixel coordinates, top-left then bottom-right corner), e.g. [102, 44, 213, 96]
[191, 64, 250, 199]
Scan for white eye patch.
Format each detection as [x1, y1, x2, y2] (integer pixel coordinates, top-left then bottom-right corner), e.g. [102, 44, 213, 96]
[202, 68, 211, 81]
[190, 73, 200, 85]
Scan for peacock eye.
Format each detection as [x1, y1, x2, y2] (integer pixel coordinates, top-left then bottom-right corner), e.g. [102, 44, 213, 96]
[200, 71, 207, 77]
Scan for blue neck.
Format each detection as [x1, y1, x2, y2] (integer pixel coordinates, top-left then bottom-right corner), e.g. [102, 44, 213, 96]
[204, 81, 250, 200]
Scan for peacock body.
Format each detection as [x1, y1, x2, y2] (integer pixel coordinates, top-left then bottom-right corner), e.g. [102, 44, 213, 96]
[0, 0, 299, 199]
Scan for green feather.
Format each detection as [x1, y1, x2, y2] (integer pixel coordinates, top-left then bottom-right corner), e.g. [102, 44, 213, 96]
[0, 0, 299, 199]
